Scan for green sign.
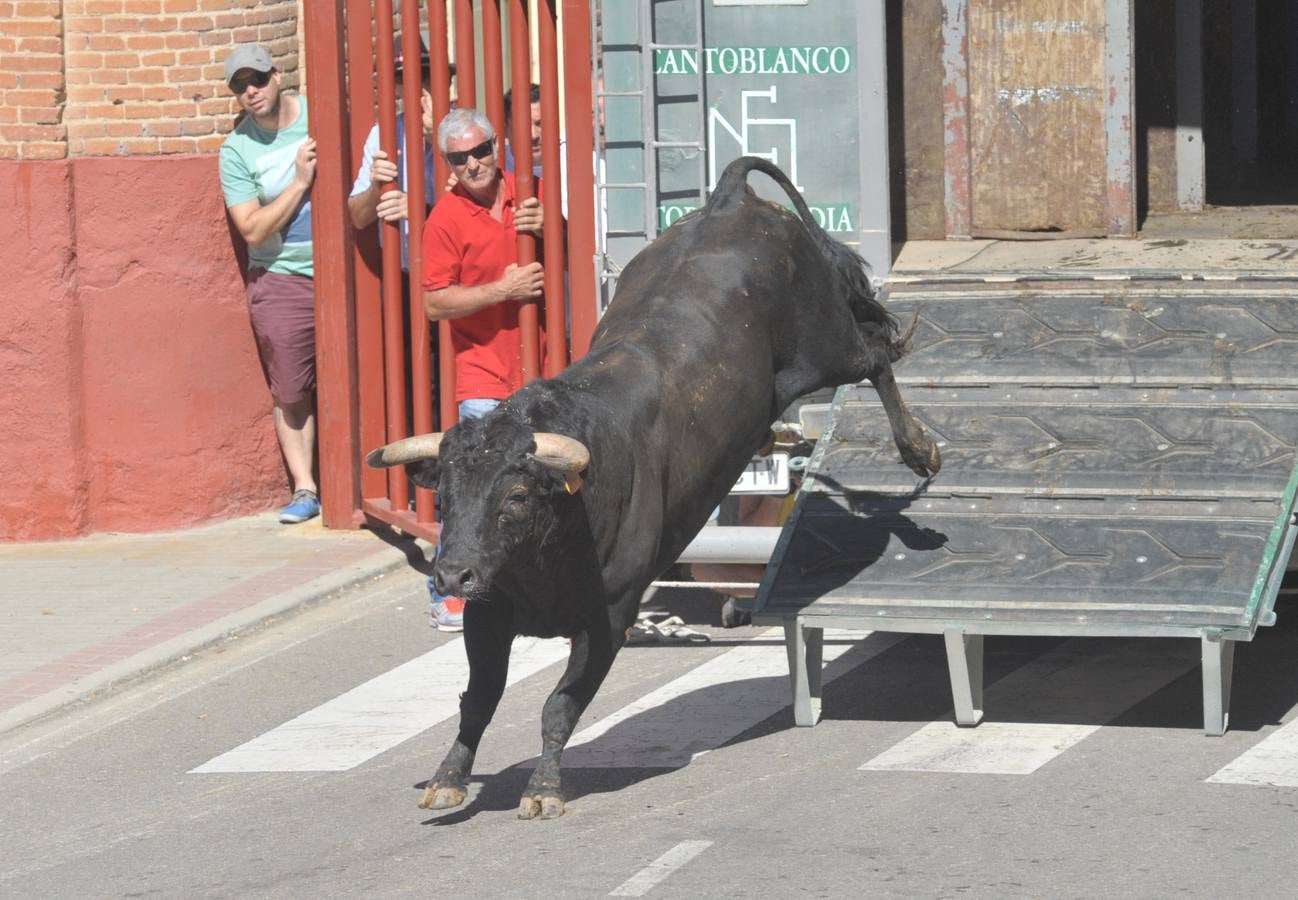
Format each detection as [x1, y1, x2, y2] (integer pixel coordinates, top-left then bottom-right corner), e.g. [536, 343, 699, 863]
[659, 203, 855, 234]
[650, 1, 861, 244]
[655, 45, 855, 77]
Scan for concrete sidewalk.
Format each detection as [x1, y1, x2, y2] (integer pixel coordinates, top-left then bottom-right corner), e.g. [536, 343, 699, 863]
[0, 513, 427, 736]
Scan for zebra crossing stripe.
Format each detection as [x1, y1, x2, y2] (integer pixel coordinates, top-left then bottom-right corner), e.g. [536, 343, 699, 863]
[1206, 718, 1298, 786]
[189, 636, 570, 773]
[860, 638, 1197, 775]
[609, 841, 714, 897]
[550, 628, 901, 769]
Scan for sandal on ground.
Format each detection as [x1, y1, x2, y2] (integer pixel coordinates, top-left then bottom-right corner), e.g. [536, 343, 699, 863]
[628, 612, 710, 645]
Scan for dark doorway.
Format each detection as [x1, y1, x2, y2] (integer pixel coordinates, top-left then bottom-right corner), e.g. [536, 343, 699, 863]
[1204, 2, 1298, 205]
[1137, 0, 1298, 236]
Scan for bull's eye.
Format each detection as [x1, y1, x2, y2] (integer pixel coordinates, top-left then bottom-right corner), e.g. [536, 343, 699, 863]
[499, 488, 529, 522]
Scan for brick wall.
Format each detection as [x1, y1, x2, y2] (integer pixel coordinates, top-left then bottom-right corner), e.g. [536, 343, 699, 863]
[0, 0, 67, 159]
[0, 0, 303, 159]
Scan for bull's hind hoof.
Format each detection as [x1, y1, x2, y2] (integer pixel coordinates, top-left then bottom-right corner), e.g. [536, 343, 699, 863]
[518, 793, 565, 819]
[418, 784, 467, 810]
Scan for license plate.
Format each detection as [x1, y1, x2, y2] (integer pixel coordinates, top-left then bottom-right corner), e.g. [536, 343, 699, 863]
[731, 452, 790, 494]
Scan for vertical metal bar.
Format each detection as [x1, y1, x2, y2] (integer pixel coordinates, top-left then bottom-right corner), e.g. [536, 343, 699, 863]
[640, 0, 657, 239]
[482, 0, 507, 141]
[347, 0, 387, 502]
[693, 0, 706, 205]
[454, 0, 477, 109]
[944, 629, 985, 726]
[783, 619, 824, 727]
[1104, 0, 1137, 231]
[1202, 631, 1235, 737]
[857, 0, 892, 279]
[1105, 0, 1136, 236]
[592, 5, 611, 310]
[537, 0, 567, 377]
[941, 0, 972, 238]
[561, 0, 598, 359]
[436, 0, 467, 436]
[303, 0, 361, 528]
[1175, 0, 1204, 210]
[509, 0, 541, 382]
[402, 0, 434, 523]
[374, 0, 409, 513]
[430, 0, 454, 195]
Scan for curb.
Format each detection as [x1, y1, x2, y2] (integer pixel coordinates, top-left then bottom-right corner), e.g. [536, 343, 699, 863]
[0, 535, 425, 738]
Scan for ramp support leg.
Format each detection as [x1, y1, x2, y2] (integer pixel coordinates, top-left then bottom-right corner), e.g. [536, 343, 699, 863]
[944, 629, 985, 727]
[785, 618, 824, 727]
[1201, 630, 1235, 737]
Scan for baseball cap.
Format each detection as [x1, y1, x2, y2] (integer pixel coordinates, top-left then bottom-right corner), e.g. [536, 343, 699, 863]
[224, 44, 274, 86]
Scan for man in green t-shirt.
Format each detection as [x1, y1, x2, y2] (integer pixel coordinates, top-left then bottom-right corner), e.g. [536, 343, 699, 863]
[219, 44, 321, 524]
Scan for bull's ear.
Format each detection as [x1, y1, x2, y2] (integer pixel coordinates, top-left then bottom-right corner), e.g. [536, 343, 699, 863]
[366, 433, 444, 468]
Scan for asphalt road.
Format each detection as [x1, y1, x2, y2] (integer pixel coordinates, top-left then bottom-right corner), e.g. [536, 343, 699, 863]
[4, 568, 1298, 899]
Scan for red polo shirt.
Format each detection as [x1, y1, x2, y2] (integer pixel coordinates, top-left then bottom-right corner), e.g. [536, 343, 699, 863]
[421, 171, 544, 403]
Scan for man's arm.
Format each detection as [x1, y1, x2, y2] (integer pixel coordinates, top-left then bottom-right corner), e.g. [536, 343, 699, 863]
[228, 137, 317, 247]
[348, 149, 405, 230]
[424, 262, 544, 321]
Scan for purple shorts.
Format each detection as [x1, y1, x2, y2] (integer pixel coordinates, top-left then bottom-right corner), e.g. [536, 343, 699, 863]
[246, 269, 316, 405]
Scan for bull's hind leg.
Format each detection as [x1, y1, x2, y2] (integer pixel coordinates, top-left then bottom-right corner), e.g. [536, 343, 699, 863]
[419, 605, 512, 811]
[856, 324, 941, 477]
[519, 624, 621, 819]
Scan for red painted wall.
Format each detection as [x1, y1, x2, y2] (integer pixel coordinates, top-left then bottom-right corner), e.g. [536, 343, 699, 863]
[0, 156, 288, 541]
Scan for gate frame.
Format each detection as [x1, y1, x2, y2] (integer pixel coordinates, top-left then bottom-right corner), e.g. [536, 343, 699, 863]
[303, 1, 601, 536]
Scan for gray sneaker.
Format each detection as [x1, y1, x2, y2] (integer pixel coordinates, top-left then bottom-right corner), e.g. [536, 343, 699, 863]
[429, 597, 465, 631]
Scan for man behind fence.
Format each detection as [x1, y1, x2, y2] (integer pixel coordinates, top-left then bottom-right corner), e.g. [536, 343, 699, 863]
[418, 107, 548, 630]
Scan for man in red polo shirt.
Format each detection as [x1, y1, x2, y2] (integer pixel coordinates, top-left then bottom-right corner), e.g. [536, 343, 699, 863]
[420, 106, 546, 629]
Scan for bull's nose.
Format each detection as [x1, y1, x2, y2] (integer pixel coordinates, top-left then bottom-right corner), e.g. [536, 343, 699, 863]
[433, 563, 479, 598]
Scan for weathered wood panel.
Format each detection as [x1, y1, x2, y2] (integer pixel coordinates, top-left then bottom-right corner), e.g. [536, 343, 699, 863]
[889, 0, 946, 241]
[969, 0, 1107, 234]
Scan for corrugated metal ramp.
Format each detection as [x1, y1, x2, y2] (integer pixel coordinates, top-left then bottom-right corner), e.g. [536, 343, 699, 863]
[753, 280, 1298, 735]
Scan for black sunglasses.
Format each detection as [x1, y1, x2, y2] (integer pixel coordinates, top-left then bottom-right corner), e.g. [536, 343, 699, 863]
[445, 138, 495, 166]
[230, 70, 272, 94]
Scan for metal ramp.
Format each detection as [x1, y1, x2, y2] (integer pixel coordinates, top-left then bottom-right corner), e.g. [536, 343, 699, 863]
[752, 280, 1298, 735]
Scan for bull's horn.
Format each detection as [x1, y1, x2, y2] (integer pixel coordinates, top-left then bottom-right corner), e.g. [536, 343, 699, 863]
[365, 433, 444, 469]
[530, 433, 590, 473]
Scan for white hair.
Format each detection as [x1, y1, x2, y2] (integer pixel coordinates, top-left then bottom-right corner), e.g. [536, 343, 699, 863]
[437, 107, 495, 153]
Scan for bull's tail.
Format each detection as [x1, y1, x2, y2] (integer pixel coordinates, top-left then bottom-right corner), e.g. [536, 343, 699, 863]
[708, 156, 903, 358]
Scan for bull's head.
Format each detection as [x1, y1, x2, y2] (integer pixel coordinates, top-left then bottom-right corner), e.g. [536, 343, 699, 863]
[366, 415, 590, 602]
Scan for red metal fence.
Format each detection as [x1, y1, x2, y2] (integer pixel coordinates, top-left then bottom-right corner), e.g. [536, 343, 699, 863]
[304, 1, 600, 540]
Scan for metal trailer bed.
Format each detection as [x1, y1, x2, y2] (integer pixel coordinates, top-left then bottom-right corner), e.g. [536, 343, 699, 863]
[751, 281, 1298, 735]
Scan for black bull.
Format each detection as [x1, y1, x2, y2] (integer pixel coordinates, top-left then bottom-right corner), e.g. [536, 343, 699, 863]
[368, 156, 941, 819]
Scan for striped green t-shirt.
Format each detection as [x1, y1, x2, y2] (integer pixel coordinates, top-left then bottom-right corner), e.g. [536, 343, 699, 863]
[218, 95, 314, 278]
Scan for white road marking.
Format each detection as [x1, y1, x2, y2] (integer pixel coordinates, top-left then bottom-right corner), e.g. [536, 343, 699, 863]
[551, 628, 899, 768]
[861, 639, 1197, 775]
[1207, 718, 1298, 786]
[190, 636, 569, 773]
[609, 841, 713, 897]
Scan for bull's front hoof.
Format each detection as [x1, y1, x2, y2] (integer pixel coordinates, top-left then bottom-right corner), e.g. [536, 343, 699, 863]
[418, 784, 467, 810]
[904, 440, 942, 478]
[518, 793, 565, 819]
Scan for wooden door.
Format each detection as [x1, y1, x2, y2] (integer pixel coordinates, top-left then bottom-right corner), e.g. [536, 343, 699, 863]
[968, 0, 1108, 235]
